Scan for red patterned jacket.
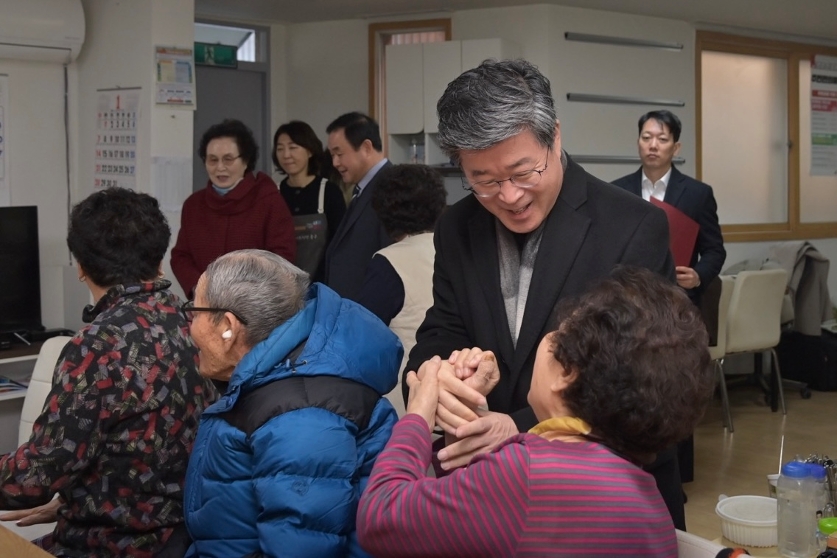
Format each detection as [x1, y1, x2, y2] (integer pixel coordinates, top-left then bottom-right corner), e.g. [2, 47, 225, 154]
[0, 280, 217, 557]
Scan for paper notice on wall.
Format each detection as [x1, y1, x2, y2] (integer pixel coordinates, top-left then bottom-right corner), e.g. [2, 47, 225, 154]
[811, 55, 837, 176]
[155, 46, 195, 106]
[151, 156, 192, 212]
[95, 88, 140, 190]
[0, 74, 9, 206]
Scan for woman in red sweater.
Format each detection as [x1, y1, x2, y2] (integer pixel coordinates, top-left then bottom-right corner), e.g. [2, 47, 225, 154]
[171, 119, 295, 298]
[357, 266, 716, 557]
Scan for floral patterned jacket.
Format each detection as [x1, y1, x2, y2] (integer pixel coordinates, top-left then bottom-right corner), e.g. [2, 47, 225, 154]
[0, 280, 217, 557]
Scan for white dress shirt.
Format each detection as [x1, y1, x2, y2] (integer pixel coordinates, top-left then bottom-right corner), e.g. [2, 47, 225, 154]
[641, 167, 673, 202]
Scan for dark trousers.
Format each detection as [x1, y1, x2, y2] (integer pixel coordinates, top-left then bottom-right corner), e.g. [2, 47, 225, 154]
[645, 446, 686, 530]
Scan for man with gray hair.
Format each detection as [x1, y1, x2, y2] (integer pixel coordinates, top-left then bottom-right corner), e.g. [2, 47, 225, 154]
[182, 249, 401, 557]
[405, 59, 686, 529]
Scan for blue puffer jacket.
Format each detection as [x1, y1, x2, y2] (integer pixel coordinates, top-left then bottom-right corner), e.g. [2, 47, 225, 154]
[184, 283, 401, 558]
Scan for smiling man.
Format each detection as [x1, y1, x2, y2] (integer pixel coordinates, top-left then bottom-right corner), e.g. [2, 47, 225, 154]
[323, 112, 392, 300]
[405, 59, 688, 530]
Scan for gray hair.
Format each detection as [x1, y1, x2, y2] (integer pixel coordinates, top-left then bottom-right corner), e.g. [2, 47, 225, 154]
[436, 59, 557, 164]
[203, 249, 310, 348]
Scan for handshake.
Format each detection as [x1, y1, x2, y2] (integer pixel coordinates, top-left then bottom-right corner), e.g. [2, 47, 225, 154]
[405, 348, 517, 470]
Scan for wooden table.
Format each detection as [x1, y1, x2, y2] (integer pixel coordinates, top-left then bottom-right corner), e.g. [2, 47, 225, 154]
[0, 523, 53, 557]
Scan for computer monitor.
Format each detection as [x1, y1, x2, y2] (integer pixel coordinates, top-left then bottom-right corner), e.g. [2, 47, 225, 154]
[0, 206, 43, 335]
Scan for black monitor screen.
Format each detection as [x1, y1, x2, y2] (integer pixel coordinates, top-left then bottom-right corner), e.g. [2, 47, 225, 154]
[0, 206, 42, 333]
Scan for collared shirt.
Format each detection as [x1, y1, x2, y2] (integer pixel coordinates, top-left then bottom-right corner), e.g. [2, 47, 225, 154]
[641, 167, 673, 202]
[355, 158, 389, 198]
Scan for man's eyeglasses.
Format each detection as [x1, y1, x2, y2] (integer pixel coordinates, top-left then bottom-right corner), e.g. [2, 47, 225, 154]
[205, 155, 241, 167]
[180, 300, 249, 325]
[461, 146, 550, 198]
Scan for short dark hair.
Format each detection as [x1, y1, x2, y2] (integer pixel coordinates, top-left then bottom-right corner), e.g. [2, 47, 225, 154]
[67, 188, 171, 287]
[198, 119, 259, 172]
[638, 110, 682, 142]
[372, 164, 447, 240]
[326, 112, 382, 152]
[549, 266, 712, 464]
[272, 120, 325, 176]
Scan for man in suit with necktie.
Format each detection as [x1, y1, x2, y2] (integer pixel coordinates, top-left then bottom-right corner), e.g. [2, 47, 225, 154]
[324, 112, 392, 300]
[406, 59, 688, 530]
[612, 110, 726, 488]
[612, 110, 726, 307]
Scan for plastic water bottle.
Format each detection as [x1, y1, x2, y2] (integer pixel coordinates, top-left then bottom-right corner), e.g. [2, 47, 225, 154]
[777, 461, 822, 557]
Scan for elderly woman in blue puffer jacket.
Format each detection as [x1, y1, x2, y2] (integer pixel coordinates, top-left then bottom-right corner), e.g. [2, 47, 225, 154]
[182, 249, 401, 558]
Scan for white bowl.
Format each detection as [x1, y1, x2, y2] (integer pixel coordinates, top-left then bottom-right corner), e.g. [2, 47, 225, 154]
[715, 495, 778, 547]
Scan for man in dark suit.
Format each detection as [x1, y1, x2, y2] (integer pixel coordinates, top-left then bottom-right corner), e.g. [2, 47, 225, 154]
[612, 110, 726, 306]
[612, 110, 726, 488]
[324, 112, 392, 300]
[406, 59, 687, 530]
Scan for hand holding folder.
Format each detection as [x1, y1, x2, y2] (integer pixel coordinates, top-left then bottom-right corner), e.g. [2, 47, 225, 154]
[649, 197, 699, 268]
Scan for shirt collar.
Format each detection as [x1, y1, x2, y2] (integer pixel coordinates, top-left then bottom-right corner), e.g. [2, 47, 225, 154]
[640, 166, 673, 201]
[355, 158, 388, 195]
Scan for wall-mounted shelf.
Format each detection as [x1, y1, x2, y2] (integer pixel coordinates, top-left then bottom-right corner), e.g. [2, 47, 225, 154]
[566, 93, 685, 107]
[564, 32, 683, 51]
[570, 155, 686, 165]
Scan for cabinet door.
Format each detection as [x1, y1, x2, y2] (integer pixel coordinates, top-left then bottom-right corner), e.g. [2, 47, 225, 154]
[461, 38, 519, 73]
[385, 43, 424, 134]
[422, 41, 462, 134]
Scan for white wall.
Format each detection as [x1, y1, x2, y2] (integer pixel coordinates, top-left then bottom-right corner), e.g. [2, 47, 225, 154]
[0, 0, 196, 331]
[0, 58, 76, 329]
[76, 0, 195, 301]
[283, 19, 368, 139]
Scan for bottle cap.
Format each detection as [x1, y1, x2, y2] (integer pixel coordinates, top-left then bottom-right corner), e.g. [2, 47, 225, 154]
[807, 463, 827, 480]
[781, 461, 810, 478]
[820, 517, 837, 535]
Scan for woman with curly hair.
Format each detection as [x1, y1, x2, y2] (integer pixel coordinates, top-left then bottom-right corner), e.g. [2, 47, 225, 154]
[0, 188, 217, 557]
[357, 164, 447, 415]
[357, 266, 715, 557]
[171, 119, 296, 298]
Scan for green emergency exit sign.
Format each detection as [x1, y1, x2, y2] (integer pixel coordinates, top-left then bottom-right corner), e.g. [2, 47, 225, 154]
[194, 43, 238, 68]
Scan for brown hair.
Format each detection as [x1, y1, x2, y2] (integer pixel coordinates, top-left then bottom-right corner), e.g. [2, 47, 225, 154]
[550, 266, 713, 464]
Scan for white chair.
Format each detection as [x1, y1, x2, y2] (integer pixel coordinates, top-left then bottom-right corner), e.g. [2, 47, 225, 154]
[708, 276, 735, 431]
[719, 269, 789, 432]
[676, 529, 726, 557]
[18, 336, 72, 446]
[3, 336, 71, 541]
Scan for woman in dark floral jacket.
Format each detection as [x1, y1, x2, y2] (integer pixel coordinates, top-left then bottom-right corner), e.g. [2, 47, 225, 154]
[0, 187, 217, 557]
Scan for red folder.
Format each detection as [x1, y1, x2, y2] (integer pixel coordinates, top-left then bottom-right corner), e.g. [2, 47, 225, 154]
[649, 197, 699, 268]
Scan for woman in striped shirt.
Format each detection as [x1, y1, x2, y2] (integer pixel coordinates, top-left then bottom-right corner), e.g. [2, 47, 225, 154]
[357, 266, 715, 557]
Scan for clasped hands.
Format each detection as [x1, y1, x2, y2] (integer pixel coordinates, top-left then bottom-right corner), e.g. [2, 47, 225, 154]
[405, 348, 518, 470]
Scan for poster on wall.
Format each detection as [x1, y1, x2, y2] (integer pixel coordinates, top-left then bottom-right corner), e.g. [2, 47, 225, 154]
[811, 54, 837, 176]
[95, 87, 139, 190]
[155, 46, 195, 106]
[0, 74, 8, 206]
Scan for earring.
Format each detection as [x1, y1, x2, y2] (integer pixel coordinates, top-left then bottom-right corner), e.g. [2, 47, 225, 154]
[79, 276, 86, 282]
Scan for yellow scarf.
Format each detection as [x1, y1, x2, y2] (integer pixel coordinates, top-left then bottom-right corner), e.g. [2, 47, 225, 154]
[528, 417, 592, 442]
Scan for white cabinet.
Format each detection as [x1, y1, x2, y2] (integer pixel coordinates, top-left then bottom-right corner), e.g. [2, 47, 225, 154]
[422, 41, 463, 134]
[386, 38, 518, 166]
[385, 43, 423, 134]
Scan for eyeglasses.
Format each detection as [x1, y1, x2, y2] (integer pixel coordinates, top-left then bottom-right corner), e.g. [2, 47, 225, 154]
[205, 155, 241, 167]
[180, 300, 249, 325]
[461, 147, 550, 198]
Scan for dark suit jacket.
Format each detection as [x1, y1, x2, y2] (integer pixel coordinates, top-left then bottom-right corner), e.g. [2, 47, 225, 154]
[323, 162, 393, 301]
[612, 166, 726, 304]
[406, 156, 685, 528]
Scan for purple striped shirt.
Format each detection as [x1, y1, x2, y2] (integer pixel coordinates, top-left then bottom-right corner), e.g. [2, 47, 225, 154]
[358, 414, 677, 557]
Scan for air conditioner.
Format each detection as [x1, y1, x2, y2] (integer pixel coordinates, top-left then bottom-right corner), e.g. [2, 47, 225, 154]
[0, 0, 85, 64]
